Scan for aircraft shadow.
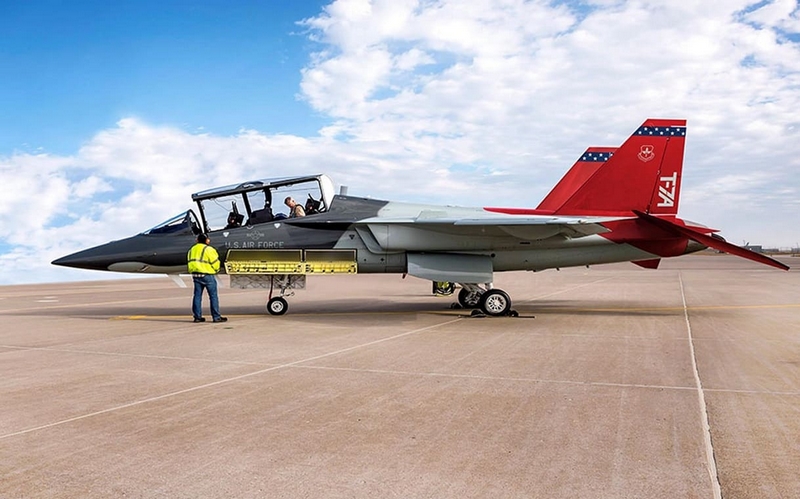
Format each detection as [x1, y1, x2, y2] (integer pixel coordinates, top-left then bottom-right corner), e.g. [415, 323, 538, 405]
[9, 299, 684, 324]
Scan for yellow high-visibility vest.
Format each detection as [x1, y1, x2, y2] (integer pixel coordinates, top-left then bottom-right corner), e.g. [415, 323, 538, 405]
[187, 243, 220, 274]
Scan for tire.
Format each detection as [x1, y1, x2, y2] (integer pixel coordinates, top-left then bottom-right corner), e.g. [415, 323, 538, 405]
[479, 289, 511, 317]
[267, 297, 288, 315]
[458, 288, 483, 308]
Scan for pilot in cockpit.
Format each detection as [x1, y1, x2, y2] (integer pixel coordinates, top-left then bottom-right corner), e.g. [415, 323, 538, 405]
[225, 212, 244, 229]
[224, 201, 244, 229]
[247, 191, 274, 225]
[284, 197, 306, 218]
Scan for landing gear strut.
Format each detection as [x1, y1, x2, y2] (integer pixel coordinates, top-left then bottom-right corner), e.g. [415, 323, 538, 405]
[265, 275, 304, 316]
[457, 285, 484, 308]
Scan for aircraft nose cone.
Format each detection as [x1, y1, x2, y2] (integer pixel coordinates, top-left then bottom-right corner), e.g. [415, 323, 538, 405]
[52, 233, 196, 273]
[52, 244, 119, 271]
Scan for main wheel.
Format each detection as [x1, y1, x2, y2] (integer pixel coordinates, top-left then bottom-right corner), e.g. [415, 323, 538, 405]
[479, 289, 511, 317]
[458, 288, 483, 308]
[267, 297, 288, 315]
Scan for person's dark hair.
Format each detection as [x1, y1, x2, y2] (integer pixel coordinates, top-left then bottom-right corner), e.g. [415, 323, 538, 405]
[197, 233, 208, 243]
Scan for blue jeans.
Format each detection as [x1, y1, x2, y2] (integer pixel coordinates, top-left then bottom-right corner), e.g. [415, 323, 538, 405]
[192, 275, 222, 320]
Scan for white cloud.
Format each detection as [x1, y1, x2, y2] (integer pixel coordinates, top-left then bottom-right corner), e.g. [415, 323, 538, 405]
[297, 0, 800, 240]
[3, 0, 800, 285]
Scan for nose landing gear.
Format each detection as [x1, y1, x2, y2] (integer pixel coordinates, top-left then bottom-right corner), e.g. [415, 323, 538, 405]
[267, 296, 288, 315]
[265, 275, 305, 316]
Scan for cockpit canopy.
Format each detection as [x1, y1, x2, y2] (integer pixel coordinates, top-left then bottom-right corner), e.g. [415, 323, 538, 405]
[142, 210, 201, 236]
[190, 174, 335, 233]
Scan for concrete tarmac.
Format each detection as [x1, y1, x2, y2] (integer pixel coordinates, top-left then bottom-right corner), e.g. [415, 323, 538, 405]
[0, 254, 797, 498]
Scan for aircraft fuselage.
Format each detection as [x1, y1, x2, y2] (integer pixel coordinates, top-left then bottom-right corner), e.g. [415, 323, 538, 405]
[52, 194, 700, 276]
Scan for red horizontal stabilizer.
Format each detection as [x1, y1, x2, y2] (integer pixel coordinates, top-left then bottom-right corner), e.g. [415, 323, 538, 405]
[632, 259, 661, 269]
[633, 211, 790, 271]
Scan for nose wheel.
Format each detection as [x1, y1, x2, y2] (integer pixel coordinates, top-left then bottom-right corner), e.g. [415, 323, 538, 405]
[267, 296, 288, 316]
[264, 275, 304, 316]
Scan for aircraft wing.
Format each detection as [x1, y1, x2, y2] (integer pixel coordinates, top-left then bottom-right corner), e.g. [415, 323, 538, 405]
[329, 215, 636, 251]
[458, 217, 619, 238]
[356, 214, 629, 225]
[353, 215, 631, 238]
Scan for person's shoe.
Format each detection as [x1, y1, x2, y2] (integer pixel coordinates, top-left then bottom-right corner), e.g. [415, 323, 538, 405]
[213, 317, 228, 323]
[193, 317, 206, 323]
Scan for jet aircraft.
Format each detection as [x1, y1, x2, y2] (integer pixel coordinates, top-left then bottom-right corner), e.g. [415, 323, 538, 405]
[53, 119, 789, 316]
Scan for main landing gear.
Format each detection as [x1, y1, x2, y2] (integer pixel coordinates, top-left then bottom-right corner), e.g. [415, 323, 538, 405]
[455, 283, 517, 317]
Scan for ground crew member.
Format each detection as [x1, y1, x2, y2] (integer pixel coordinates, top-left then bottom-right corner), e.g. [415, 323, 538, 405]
[187, 233, 227, 323]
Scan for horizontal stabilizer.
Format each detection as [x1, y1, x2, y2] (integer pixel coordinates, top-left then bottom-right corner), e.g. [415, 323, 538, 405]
[633, 211, 789, 271]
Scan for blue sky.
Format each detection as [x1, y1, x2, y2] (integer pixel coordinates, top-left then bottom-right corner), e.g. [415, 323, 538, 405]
[1, 0, 799, 284]
[0, 1, 328, 154]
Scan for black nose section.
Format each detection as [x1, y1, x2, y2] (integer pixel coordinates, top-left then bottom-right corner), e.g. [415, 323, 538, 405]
[52, 233, 197, 272]
[52, 240, 131, 271]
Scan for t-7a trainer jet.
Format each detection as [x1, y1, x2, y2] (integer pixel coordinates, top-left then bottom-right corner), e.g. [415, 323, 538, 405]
[53, 119, 789, 316]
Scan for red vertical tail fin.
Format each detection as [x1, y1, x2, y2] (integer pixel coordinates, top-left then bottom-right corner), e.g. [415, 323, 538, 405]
[553, 119, 687, 216]
[537, 147, 617, 212]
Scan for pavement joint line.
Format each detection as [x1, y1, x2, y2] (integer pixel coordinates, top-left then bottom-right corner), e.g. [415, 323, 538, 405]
[681, 272, 723, 499]
[4, 342, 796, 397]
[520, 304, 800, 313]
[520, 277, 617, 302]
[0, 344, 275, 367]
[291, 364, 698, 392]
[0, 317, 462, 441]
[292, 365, 800, 397]
[703, 388, 800, 396]
[0, 295, 190, 315]
[2, 343, 796, 398]
[99, 300, 800, 322]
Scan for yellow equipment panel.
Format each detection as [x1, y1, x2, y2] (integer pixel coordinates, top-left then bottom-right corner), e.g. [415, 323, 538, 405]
[304, 250, 358, 274]
[225, 249, 357, 275]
